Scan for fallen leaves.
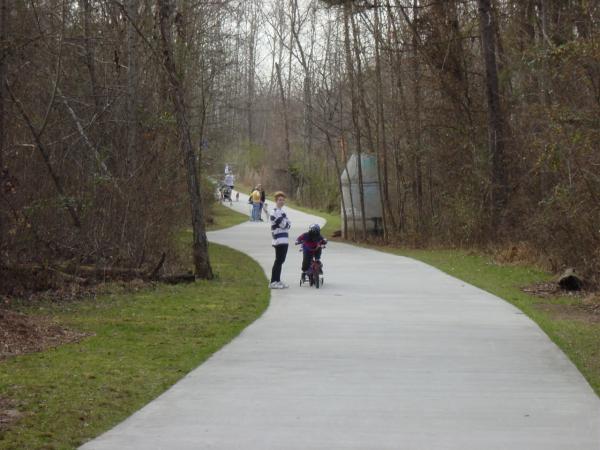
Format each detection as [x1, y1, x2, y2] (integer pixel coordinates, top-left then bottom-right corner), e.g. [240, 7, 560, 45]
[0, 309, 90, 360]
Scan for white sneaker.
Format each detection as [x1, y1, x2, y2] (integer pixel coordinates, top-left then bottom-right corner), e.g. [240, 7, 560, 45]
[277, 281, 289, 289]
[269, 282, 283, 289]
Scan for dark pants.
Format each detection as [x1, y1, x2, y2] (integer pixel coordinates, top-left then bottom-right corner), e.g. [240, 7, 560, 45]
[302, 249, 322, 272]
[271, 244, 288, 283]
[259, 202, 265, 220]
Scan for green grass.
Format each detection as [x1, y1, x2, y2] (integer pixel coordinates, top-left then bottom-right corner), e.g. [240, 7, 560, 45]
[175, 203, 248, 254]
[0, 212, 269, 449]
[207, 202, 249, 231]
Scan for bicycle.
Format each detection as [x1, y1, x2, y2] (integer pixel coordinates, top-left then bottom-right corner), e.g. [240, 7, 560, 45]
[298, 244, 325, 289]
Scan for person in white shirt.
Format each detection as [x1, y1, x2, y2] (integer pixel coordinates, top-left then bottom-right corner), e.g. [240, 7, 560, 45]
[269, 191, 291, 289]
[224, 173, 234, 189]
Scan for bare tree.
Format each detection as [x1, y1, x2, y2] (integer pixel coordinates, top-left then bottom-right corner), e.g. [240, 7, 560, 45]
[79, 0, 101, 114]
[372, 0, 393, 239]
[275, 62, 293, 194]
[343, 1, 367, 239]
[477, 0, 508, 232]
[246, 1, 259, 143]
[157, 0, 212, 279]
[126, 0, 139, 173]
[0, 0, 9, 263]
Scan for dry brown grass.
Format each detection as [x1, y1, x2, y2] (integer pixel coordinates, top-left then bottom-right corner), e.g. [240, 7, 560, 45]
[0, 309, 90, 360]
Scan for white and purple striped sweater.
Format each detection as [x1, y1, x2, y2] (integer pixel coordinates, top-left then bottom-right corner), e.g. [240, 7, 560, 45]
[270, 207, 291, 246]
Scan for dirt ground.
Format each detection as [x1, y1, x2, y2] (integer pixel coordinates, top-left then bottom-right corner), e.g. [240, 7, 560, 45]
[544, 294, 600, 324]
[524, 282, 600, 324]
[0, 308, 89, 360]
[0, 396, 23, 432]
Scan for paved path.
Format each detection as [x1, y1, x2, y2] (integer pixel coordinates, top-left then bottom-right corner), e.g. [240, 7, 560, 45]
[82, 197, 600, 449]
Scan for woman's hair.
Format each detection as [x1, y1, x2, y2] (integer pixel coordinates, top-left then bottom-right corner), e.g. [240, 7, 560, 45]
[274, 191, 286, 200]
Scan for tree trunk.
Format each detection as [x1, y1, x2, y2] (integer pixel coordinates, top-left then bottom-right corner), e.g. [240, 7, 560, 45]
[340, 135, 356, 240]
[0, 0, 5, 171]
[412, 0, 423, 236]
[344, 1, 367, 240]
[303, 74, 313, 205]
[386, 0, 406, 233]
[372, 0, 391, 240]
[0, 0, 7, 264]
[477, 0, 509, 232]
[79, 0, 101, 114]
[157, 0, 212, 279]
[290, 0, 314, 205]
[126, 0, 139, 174]
[350, 13, 375, 155]
[323, 132, 347, 238]
[246, 4, 257, 143]
[275, 62, 292, 195]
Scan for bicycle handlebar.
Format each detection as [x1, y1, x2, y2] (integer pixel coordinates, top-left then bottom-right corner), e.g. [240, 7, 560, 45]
[296, 244, 326, 252]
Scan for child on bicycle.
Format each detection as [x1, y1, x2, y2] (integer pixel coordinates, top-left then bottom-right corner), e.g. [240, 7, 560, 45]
[295, 224, 327, 281]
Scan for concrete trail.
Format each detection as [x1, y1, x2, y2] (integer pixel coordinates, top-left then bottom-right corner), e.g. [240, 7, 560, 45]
[81, 196, 600, 449]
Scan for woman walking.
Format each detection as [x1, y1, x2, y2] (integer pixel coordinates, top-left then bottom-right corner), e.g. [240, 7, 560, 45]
[250, 186, 261, 221]
[269, 191, 291, 289]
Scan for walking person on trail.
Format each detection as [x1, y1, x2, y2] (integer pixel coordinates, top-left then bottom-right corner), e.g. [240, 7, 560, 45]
[258, 184, 267, 221]
[269, 191, 291, 289]
[224, 172, 234, 191]
[250, 186, 262, 221]
[221, 165, 234, 206]
[247, 189, 253, 219]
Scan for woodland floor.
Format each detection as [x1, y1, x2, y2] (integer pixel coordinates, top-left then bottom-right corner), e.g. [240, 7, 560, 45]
[0, 309, 89, 360]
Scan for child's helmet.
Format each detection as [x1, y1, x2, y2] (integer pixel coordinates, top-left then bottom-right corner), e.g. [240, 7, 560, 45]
[308, 223, 320, 235]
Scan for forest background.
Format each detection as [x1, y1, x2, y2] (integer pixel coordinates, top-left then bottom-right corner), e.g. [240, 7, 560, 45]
[1, 0, 599, 290]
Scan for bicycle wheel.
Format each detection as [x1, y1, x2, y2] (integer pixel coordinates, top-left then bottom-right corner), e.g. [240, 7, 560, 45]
[318, 262, 324, 287]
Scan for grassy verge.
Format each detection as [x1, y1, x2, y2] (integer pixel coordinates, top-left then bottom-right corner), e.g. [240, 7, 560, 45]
[0, 212, 269, 449]
[207, 202, 249, 231]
